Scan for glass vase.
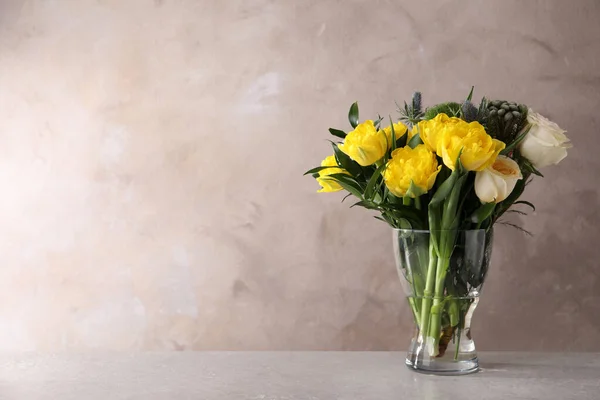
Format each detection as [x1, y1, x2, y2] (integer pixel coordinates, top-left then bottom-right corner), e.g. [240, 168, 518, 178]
[393, 228, 493, 375]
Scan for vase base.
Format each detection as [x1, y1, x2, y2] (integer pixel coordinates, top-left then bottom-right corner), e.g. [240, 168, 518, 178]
[405, 356, 480, 376]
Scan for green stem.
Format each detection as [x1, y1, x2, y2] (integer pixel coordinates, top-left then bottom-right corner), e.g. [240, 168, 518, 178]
[428, 256, 450, 355]
[403, 197, 411, 206]
[454, 327, 462, 361]
[419, 243, 437, 342]
[415, 196, 422, 210]
[408, 297, 420, 327]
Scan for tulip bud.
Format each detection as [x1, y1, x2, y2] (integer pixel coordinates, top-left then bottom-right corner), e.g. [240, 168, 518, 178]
[475, 155, 523, 203]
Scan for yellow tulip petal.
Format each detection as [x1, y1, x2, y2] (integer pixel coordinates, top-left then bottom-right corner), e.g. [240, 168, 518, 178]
[315, 155, 348, 193]
[338, 120, 387, 166]
[383, 145, 439, 198]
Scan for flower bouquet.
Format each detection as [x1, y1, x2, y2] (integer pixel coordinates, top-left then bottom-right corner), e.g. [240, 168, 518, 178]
[305, 89, 571, 374]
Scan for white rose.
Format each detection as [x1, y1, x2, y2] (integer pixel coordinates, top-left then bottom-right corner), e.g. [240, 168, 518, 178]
[475, 155, 523, 203]
[519, 109, 572, 168]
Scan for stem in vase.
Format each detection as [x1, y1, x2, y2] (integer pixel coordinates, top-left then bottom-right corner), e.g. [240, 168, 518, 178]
[419, 242, 437, 345]
[454, 327, 462, 360]
[427, 256, 449, 356]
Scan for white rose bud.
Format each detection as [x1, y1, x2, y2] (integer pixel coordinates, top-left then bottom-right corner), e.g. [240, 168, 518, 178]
[475, 155, 523, 203]
[519, 109, 572, 169]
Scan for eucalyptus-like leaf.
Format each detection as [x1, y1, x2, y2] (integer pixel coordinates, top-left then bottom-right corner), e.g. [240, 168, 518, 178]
[348, 102, 359, 128]
[328, 128, 346, 139]
[470, 202, 496, 224]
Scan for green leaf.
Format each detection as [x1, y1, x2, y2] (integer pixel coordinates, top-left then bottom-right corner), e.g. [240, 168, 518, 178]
[350, 200, 377, 209]
[442, 173, 468, 229]
[332, 143, 363, 177]
[348, 102, 359, 128]
[395, 133, 408, 149]
[470, 202, 496, 224]
[506, 209, 528, 216]
[407, 132, 422, 149]
[389, 116, 397, 151]
[466, 86, 474, 102]
[303, 166, 332, 175]
[374, 115, 384, 128]
[520, 157, 544, 177]
[514, 200, 536, 211]
[502, 178, 527, 205]
[498, 221, 533, 236]
[492, 175, 529, 221]
[326, 173, 363, 198]
[405, 180, 425, 198]
[364, 162, 387, 200]
[341, 193, 353, 203]
[429, 153, 464, 206]
[377, 213, 396, 225]
[328, 128, 346, 139]
[381, 203, 424, 228]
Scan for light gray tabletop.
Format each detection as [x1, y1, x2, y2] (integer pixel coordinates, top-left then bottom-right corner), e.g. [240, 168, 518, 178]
[0, 352, 598, 399]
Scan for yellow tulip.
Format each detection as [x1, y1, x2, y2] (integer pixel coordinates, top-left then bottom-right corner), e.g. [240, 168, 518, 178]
[338, 120, 387, 166]
[382, 122, 408, 149]
[417, 113, 459, 154]
[316, 155, 347, 193]
[417, 113, 505, 171]
[439, 121, 505, 171]
[383, 145, 441, 198]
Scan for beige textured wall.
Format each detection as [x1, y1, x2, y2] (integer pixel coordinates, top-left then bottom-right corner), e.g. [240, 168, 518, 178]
[0, 0, 598, 351]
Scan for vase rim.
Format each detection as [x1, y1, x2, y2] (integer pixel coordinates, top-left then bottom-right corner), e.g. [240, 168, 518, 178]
[392, 228, 492, 233]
